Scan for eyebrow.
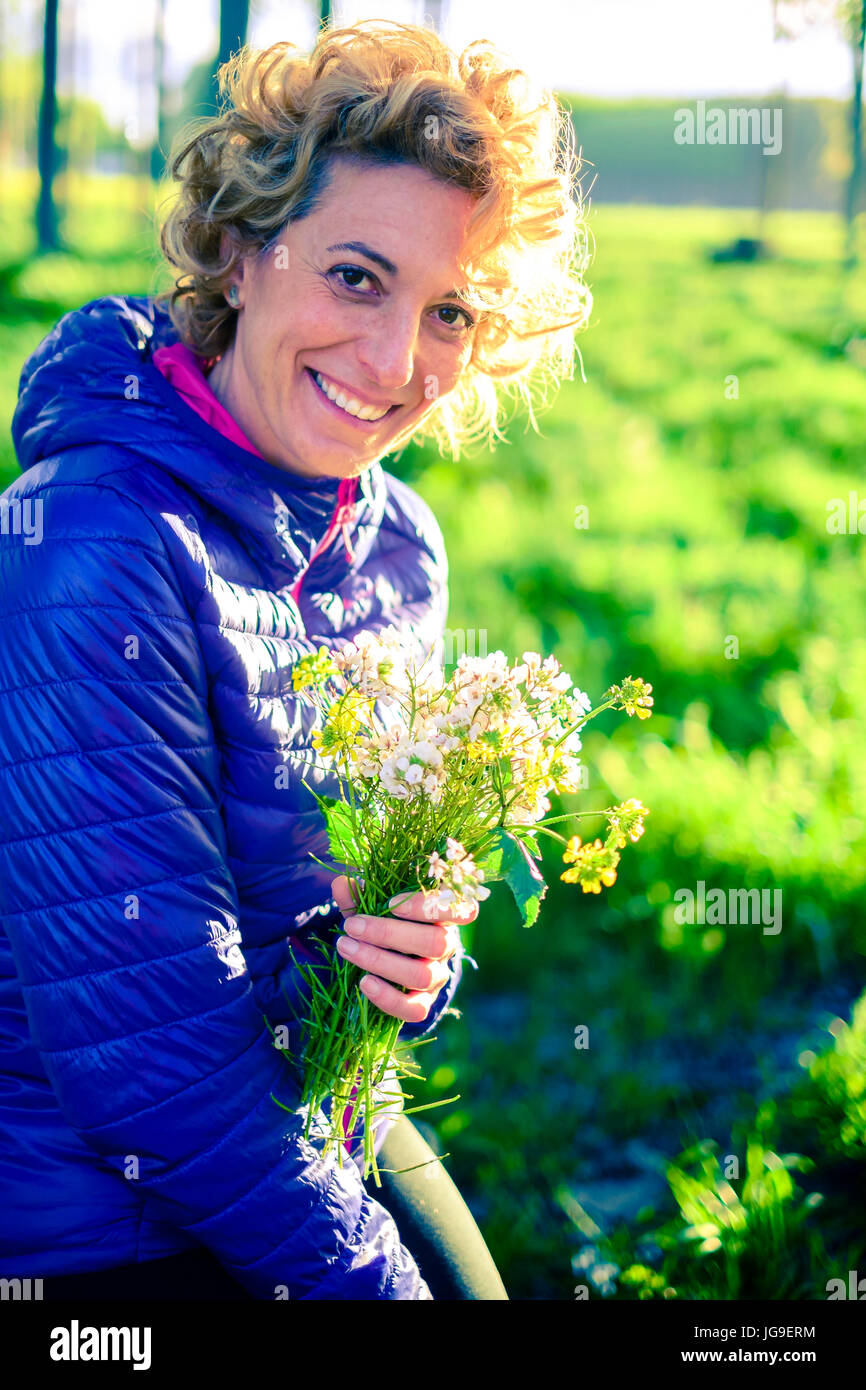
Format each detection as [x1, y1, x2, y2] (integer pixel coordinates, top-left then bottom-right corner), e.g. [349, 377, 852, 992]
[325, 240, 467, 302]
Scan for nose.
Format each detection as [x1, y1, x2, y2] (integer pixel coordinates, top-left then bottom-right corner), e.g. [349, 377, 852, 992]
[355, 305, 419, 396]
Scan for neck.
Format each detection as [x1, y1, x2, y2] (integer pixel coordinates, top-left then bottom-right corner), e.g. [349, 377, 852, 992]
[207, 341, 382, 484]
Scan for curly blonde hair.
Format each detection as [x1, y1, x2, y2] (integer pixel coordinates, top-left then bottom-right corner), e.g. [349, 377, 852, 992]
[159, 19, 592, 458]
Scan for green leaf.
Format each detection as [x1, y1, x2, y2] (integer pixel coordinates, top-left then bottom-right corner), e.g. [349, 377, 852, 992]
[305, 788, 359, 873]
[477, 827, 547, 928]
[513, 829, 542, 860]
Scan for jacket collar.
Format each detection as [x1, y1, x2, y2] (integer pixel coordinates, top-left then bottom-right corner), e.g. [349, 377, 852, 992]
[13, 294, 388, 583]
[135, 299, 387, 579]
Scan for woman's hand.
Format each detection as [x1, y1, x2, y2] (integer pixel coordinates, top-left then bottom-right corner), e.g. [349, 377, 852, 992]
[331, 875, 477, 1024]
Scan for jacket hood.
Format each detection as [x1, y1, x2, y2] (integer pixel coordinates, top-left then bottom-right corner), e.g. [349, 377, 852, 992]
[11, 294, 386, 575]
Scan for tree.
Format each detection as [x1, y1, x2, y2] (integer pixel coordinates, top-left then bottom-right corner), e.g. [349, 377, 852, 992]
[150, 0, 168, 182]
[209, 0, 250, 110]
[776, 0, 866, 265]
[842, 0, 866, 265]
[36, 0, 60, 252]
[420, 0, 448, 32]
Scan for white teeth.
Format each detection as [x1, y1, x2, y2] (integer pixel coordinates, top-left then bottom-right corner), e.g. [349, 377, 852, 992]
[313, 371, 390, 422]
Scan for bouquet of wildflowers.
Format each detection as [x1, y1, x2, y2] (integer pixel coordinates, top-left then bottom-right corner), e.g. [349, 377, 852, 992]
[279, 628, 653, 1183]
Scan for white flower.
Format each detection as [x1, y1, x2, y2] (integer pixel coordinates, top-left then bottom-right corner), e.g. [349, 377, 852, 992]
[332, 627, 411, 697]
[428, 851, 446, 880]
[465, 882, 490, 904]
[573, 1245, 599, 1272]
[412, 740, 443, 767]
[509, 787, 552, 824]
[554, 757, 585, 794]
[422, 888, 456, 919]
[443, 704, 475, 731]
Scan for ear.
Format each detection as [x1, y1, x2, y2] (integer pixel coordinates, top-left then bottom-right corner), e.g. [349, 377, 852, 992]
[219, 230, 250, 308]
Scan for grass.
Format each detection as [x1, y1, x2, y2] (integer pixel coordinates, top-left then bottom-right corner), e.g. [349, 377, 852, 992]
[2, 175, 865, 1298]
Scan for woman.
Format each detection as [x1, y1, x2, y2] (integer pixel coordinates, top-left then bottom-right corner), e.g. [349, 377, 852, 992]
[0, 21, 588, 1300]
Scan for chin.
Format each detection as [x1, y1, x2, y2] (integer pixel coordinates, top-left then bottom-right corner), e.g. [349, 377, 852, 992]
[293, 446, 375, 480]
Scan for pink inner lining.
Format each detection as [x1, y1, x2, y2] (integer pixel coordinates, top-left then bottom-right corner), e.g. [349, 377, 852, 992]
[152, 343, 265, 459]
[152, 342, 360, 605]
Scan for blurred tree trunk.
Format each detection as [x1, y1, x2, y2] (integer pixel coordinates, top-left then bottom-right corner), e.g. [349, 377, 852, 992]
[210, 0, 250, 107]
[775, 2, 866, 263]
[422, 0, 448, 31]
[844, 0, 866, 266]
[150, 0, 167, 182]
[36, 0, 60, 252]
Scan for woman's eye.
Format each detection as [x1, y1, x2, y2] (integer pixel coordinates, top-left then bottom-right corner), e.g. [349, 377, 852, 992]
[331, 265, 376, 293]
[329, 267, 474, 333]
[435, 305, 475, 333]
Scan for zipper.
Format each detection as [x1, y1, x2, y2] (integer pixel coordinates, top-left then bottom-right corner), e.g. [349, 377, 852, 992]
[289, 476, 358, 605]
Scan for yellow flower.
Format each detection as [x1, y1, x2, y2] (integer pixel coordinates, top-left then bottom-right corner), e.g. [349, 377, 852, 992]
[610, 676, 654, 720]
[560, 836, 620, 894]
[312, 724, 343, 755]
[606, 798, 650, 849]
[312, 689, 373, 755]
[465, 728, 506, 763]
[292, 646, 339, 692]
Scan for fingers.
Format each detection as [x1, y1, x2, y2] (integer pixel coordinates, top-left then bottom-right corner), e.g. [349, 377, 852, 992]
[356, 971, 446, 1025]
[328, 874, 469, 1023]
[336, 934, 452, 993]
[388, 888, 479, 926]
[330, 874, 480, 929]
[340, 912, 460, 961]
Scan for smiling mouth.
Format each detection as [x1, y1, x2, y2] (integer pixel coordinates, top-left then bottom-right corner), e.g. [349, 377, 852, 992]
[307, 368, 401, 425]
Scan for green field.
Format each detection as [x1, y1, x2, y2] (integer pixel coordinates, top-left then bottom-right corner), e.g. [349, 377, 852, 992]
[2, 178, 866, 1299]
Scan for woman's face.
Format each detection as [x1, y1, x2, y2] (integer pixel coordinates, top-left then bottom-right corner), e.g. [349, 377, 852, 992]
[211, 157, 479, 479]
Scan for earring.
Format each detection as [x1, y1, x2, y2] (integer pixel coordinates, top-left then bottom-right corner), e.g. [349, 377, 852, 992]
[227, 285, 239, 307]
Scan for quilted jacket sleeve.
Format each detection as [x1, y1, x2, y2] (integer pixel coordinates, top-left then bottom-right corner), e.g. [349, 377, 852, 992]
[0, 479, 431, 1300]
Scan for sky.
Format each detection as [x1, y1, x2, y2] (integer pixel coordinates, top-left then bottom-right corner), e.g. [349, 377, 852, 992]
[12, 0, 857, 141]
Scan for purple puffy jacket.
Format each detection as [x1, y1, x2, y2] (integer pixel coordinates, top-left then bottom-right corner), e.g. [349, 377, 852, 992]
[0, 294, 462, 1298]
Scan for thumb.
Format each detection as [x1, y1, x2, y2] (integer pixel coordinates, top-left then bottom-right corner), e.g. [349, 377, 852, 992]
[331, 873, 364, 914]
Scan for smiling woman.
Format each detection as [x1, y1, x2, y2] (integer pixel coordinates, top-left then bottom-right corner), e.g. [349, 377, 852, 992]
[202, 158, 484, 478]
[0, 18, 589, 1302]
[160, 19, 591, 464]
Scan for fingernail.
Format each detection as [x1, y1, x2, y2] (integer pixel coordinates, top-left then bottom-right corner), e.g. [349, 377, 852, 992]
[360, 975, 379, 996]
[344, 915, 366, 936]
[338, 935, 359, 956]
[388, 891, 412, 910]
